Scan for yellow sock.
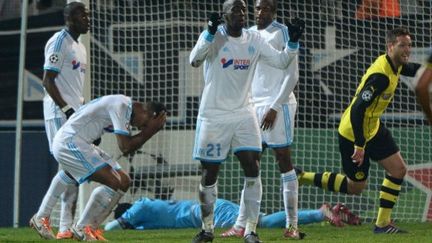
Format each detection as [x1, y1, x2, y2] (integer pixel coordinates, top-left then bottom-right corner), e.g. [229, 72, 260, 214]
[376, 208, 392, 227]
[375, 175, 402, 227]
[299, 172, 315, 185]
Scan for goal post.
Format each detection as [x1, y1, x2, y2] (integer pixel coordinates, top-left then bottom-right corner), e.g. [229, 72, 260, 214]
[82, 0, 432, 224]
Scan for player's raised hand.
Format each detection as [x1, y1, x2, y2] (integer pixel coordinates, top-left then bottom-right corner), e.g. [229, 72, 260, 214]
[286, 17, 305, 43]
[207, 12, 221, 35]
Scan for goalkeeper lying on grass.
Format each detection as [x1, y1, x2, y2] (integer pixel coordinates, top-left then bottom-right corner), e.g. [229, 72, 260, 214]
[105, 197, 360, 236]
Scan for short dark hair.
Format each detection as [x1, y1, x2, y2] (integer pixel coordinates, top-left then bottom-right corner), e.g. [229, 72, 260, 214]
[147, 101, 167, 116]
[386, 27, 411, 44]
[64, 1, 85, 20]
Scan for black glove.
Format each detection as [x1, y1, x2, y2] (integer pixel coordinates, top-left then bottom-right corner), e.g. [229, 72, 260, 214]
[207, 12, 221, 35]
[64, 107, 75, 119]
[93, 137, 102, 146]
[286, 17, 305, 43]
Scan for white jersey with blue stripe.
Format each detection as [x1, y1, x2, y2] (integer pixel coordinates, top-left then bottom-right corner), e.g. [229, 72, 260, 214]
[189, 25, 298, 121]
[250, 21, 298, 111]
[43, 29, 86, 120]
[58, 95, 132, 143]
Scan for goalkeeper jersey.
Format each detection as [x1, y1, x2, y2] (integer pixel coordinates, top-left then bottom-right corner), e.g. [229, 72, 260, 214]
[250, 21, 298, 111]
[122, 198, 239, 229]
[190, 26, 298, 121]
[58, 95, 132, 143]
[43, 29, 86, 120]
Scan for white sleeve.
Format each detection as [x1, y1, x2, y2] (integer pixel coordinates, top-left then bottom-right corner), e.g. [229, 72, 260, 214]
[109, 97, 132, 136]
[257, 34, 299, 70]
[189, 30, 215, 68]
[270, 57, 299, 111]
[44, 37, 65, 73]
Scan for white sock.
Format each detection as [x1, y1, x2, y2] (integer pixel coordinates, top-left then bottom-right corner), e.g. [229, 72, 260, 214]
[93, 189, 125, 228]
[282, 169, 298, 228]
[233, 189, 247, 229]
[243, 176, 262, 235]
[76, 185, 121, 229]
[36, 170, 76, 219]
[199, 183, 217, 232]
[58, 183, 78, 233]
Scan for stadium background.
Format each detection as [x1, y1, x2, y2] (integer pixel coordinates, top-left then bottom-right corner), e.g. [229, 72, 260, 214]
[0, 0, 431, 227]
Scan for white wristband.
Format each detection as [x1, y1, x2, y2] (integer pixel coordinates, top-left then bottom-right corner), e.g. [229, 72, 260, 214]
[61, 104, 72, 113]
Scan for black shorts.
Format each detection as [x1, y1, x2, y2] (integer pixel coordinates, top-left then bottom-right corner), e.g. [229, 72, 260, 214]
[339, 123, 399, 181]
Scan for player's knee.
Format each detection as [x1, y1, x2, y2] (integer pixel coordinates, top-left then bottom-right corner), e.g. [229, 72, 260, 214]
[347, 180, 367, 195]
[390, 163, 407, 179]
[119, 174, 131, 192]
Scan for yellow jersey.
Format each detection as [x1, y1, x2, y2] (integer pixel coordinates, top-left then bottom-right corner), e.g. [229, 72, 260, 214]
[338, 55, 401, 146]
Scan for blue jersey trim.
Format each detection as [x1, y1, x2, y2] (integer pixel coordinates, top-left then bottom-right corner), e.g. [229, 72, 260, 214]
[54, 30, 67, 52]
[265, 143, 291, 148]
[193, 157, 225, 163]
[232, 147, 262, 154]
[287, 41, 299, 50]
[114, 130, 129, 135]
[44, 66, 60, 73]
[78, 163, 110, 184]
[204, 30, 215, 42]
[271, 21, 289, 43]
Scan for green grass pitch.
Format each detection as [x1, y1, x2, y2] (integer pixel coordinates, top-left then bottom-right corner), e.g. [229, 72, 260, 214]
[1, 222, 431, 242]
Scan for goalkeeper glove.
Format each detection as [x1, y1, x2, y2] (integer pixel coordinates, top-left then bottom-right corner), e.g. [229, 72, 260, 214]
[62, 105, 75, 119]
[207, 12, 221, 35]
[286, 17, 305, 43]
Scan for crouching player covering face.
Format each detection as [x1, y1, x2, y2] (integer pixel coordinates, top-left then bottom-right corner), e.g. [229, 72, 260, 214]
[52, 94, 166, 241]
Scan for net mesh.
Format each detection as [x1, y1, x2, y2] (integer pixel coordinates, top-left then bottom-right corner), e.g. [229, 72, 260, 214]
[80, 0, 432, 224]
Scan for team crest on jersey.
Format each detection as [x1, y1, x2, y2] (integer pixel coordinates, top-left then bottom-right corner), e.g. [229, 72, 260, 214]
[221, 58, 250, 70]
[381, 93, 392, 100]
[49, 54, 59, 64]
[72, 60, 81, 70]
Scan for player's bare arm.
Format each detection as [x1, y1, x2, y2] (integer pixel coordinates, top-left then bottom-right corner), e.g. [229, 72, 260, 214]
[116, 111, 166, 155]
[42, 70, 68, 109]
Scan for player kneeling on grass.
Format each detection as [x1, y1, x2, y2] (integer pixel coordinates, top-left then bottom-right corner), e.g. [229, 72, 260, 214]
[104, 197, 360, 232]
[50, 94, 166, 241]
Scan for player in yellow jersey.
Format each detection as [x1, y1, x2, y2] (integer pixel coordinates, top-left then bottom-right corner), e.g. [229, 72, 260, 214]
[415, 52, 432, 124]
[298, 27, 420, 234]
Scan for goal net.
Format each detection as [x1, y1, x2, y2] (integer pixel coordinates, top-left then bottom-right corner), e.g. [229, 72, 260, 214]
[85, 0, 432, 224]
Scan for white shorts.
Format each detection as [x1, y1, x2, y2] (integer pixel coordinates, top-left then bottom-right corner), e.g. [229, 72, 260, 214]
[44, 117, 66, 153]
[52, 134, 121, 184]
[193, 112, 262, 163]
[256, 103, 296, 148]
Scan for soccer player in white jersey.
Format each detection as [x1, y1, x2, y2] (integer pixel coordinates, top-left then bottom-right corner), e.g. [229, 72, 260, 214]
[189, 0, 304, 242]
[51, 94, 166, 241]
[30, 2, 90, 240]
[221, 0, 305, 240]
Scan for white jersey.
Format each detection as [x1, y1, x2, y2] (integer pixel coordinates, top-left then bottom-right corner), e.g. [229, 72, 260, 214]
[43, 29, 86, 120]
[190, 26, 298, 121]
[250, 21, 298, 110]
[56, 95, 132, 143]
